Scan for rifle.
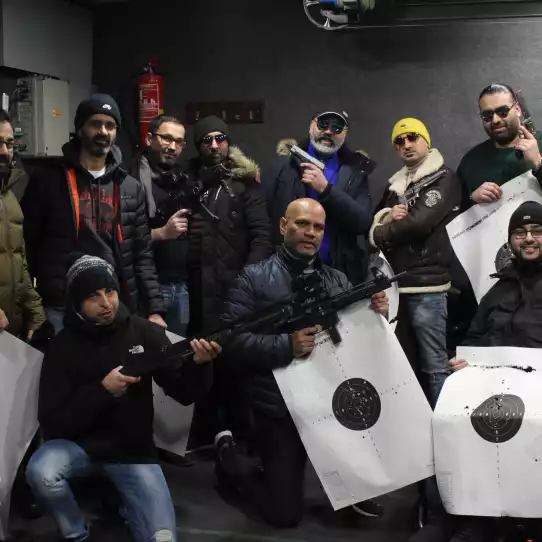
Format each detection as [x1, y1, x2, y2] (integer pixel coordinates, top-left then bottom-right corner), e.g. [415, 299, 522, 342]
[121, 267, 405, 377]
[155, 164, 235, 224]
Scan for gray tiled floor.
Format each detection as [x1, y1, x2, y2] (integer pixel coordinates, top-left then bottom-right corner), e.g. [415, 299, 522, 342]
[10, 455, 418, 541]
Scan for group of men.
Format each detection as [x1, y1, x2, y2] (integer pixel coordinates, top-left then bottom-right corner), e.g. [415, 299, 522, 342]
[0, 80, 540, 542]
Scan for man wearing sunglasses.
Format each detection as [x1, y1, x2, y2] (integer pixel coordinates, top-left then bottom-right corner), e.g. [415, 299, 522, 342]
[458, 83, 542, 210]
[22, 94, 166, 334]
[371, 118, 460, 407]
[130, 115, 190, 337]
[263, 110, 375, 286]
[182, 116, 272, 449]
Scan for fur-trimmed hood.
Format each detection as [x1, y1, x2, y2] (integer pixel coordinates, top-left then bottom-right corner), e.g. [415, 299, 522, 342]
[276, 138, 376, 173]
[186, 145, 260, 183]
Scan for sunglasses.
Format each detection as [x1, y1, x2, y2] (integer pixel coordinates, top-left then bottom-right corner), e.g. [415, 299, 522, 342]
[316, 118, 346, 135]
[511, 226, 542, 240]
[152, 132, 186, 149]
[480, 102, 517, 123]
[88, 119, 117, 131]
[201, 134, 229, 146]
[394, 133, 419, 146]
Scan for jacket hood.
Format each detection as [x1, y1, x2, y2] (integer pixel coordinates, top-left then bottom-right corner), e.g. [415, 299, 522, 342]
[62, 140, 124, 178]
[388, 148, 444, 195]
[0, 167, 25, 194]
[188, 146, 261, 183]
[275, 138, 376, 174]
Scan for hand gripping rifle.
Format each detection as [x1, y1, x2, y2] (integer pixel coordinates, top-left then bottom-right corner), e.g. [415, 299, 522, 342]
[121, 268, 404, 377]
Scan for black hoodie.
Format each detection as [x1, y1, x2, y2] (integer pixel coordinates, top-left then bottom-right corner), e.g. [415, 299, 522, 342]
[21, 141, 164, 315]
[38, 302, 212, 462]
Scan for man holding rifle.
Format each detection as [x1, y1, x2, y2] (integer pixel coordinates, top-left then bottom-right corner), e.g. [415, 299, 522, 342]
[26, 255, 221, 542]
[215, 198, 389, 526]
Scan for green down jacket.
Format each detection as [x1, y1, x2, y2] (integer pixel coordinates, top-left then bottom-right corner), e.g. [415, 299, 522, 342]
[0, 169, 45, 338]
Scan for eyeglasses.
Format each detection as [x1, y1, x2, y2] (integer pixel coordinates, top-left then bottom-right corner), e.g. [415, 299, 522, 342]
[316, 118, 346, 135]
[152, 132, 186, 149]
[88, 119, 118, 131]
[394, 133, 419, 146]
[511, 226, 542, 240]
[201, 134, 229, 146]
[480, 102, 517, 123]
[0, 140, 15, 150]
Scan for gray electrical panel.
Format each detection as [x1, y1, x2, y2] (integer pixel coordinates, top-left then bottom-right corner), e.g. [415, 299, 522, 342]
[14, 77, 70, 157]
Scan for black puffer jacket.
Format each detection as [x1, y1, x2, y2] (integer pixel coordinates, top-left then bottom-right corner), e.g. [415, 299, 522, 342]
[370, 149, 461, 292]
[463, 263, 542, 348]
[184, 147, 273, 332]
[261, 139, 375, 285]
[21, 142, 163, 315]
[222, 246, 351, 418]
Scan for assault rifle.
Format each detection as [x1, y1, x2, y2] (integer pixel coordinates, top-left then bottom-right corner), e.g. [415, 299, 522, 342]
[122, 268, 404, 377]
[155, 164, 235, 224]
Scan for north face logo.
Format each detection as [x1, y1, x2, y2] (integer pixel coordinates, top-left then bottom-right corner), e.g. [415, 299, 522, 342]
[129, 345, 144, 354]
[103, 104, 112, 110]
[523, 215, 531, 220]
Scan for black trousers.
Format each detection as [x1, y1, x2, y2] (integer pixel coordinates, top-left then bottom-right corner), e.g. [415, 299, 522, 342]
[223, 412, 307, 528]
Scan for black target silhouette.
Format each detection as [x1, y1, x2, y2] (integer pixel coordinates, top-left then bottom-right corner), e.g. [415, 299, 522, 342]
[495, 243, 514, 273]
[471, 394, 525, 443]
[332, 378, 381, 431]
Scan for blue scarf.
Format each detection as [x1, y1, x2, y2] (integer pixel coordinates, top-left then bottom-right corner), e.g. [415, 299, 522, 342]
[305, 142, 341, 263]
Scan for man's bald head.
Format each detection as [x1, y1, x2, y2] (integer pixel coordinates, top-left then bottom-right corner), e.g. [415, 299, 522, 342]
[280, 198, 326, 259]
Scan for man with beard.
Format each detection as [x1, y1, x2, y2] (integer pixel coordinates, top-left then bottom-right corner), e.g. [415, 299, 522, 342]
[262, 110, 375, 285]
[183, 116, 272, 449]
[130, 115, 190, 336]
[26, 255, 221, 542]
[458, 83, 542, 209]
[446, 201, 542, 542]
[0, 109, 45, 340]
[22, 94, 165, 333]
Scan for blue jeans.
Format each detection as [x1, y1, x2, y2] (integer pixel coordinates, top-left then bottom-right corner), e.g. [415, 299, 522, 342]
[402, 292, 450, 407]
[45, 306, 65, 335]
[160, 282, 189, 337]
[26, 440, 177, 542]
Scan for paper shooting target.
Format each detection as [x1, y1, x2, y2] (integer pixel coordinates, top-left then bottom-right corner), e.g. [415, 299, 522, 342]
[332, 378, 381, 431]
[470, 394, 525, 443]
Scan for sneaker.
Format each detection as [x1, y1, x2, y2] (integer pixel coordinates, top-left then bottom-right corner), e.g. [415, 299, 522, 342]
[350, 499, 384, 518]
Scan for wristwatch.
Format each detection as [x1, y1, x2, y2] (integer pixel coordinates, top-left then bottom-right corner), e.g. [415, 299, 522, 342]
[533, 157, 542, 173]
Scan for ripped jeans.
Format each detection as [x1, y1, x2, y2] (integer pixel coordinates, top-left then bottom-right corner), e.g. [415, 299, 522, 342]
[26, 440, 176, 542]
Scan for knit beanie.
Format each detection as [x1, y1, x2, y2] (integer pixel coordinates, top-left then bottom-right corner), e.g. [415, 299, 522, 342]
[508, 201, 542, 237]
[66, 255, 120, 311]
[74, 94, 122, 131]
[392, 118, 431, 148]
[194, 116, 229, 145]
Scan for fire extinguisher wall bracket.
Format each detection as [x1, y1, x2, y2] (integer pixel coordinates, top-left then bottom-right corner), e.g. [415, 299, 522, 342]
[138, 61, 164, 148]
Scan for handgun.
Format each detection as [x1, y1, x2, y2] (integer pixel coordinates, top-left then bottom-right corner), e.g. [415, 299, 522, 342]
[288, 144, 325, 171]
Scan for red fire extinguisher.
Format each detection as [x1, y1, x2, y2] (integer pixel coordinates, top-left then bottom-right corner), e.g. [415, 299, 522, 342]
[138, 59, 164, 147]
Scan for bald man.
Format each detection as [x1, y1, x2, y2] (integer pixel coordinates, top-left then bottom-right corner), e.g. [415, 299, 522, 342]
[216, 198, 388, 528]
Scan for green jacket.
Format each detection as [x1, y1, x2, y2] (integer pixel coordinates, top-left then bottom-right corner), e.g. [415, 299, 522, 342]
[0, 169, 45, 338]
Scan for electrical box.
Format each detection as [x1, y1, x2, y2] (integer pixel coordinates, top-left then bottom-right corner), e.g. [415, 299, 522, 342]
[14, 77, 69, 157]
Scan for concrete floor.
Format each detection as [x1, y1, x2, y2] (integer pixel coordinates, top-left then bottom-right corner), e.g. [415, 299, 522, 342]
[9, 453, 418, 542]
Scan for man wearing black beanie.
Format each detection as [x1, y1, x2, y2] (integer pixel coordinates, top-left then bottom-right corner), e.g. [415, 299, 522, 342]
[439, 202, 542, 542]
[182, 116, 272, 449]
[22, 94, 166, 333]
[26, 255, 221, 542]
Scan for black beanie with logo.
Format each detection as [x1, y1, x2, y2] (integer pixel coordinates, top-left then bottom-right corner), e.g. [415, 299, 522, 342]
[508, 201, 542, 237]
[74, 94, 122, 131]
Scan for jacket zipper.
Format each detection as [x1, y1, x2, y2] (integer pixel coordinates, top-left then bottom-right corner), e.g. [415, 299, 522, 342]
[0, 195, 15, 307]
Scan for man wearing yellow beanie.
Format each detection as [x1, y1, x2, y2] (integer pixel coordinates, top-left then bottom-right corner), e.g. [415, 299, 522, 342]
[370, 117, 460, 408]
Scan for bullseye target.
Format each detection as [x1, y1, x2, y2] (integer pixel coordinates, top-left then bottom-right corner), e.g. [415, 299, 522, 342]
[470, 394, 525, 443]
[332, 378, 381, 431]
